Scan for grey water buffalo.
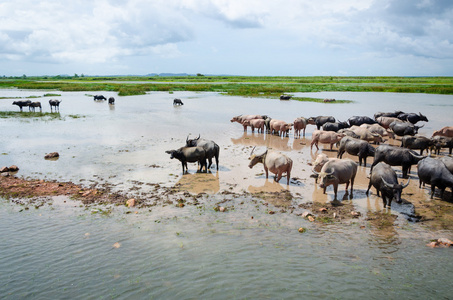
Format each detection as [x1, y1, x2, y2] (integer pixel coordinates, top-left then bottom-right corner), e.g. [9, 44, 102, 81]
[264, 117, 273, 133]
[348, 116, 377, 127]
[49, 99, 61, 112]
[108, 97, 115, 105]
[270, 120, 292, 137]
[243, 118, 265, 133]
[313, 158, 358, 199]
[439, 156, 453, 174]
[166, 146, 207, 173]
[293, 117, 308, 137]
[397, 112, 428, 124]
[431, 136, 453, 154]
[12, 100, 31, 112]
[248, 148, 293, 185]
[337, 136, 376, 166]
[280, 95, 292, 100]
[360, 123, 395, 139]
[310, 130, 345, 151]
[173, 98, 183, 105]
[322, 121, 350, 132]
[376, 116, 403, 129]
[389, 121, 423, 137]
[349, 126, 384, 144]
[366, 162, 410, 207]
[374, 111, 405, 120]
[186, 135, 220, 170]
[93, 95, 107, 101]
[338, 129, 361, 139]
[401, 135, 433, 155]
[432, 126, 453, 138]
[28, 101, 42, 112]
[308, 116, 336, 130]
[371, 144, 425, 178]
[417, 157, 453, 199]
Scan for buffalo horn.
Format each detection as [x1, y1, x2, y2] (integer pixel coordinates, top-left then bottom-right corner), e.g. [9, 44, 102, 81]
[417, 124, 425, 129]
[250, 146, 256, 156]
[186, 135, 190, 142]
[401, 177, 410, 189]
[312, 169, 320, 176]
[382, 177, 395, 189]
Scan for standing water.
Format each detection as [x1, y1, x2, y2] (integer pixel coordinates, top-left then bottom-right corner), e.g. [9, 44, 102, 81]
[0, 90, 452, 298]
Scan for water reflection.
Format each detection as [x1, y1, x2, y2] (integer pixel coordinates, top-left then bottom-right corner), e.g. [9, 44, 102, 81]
[174, 172, 220, 194]
[230, 132, 293, 151]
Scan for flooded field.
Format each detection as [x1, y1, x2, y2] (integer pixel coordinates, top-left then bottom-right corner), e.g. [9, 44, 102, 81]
[1, 90, 452, 298]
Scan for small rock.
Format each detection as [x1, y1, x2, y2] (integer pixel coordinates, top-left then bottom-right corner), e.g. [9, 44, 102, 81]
[351, 211, 361, 217]
[308, 216, 315, 222]
[0, 166, 9, 172]
[44, 152, 59, 159]
[126, 198, 136, 207]
[219, 206, 225, 212]
[298, 227, 306, 233]
[301, 211, 312, 218]
[9, 165, 19, 172]
[1, 172, 10, 177]
[112, 242, 121, 249]
[319, 208, 328, 212]
[437, 238, 453, 246]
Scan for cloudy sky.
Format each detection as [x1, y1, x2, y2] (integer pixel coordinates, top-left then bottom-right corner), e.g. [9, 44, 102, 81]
[1, 0, 452, 76]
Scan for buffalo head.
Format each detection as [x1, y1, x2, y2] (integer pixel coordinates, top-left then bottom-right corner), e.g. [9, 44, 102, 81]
[382, 177, 410, 204]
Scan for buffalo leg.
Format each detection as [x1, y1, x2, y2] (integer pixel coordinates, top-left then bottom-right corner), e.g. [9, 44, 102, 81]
[275, 172, 282, 183]
[430, 185, 436, 199]
[333, 185, 338, 200]
[286, 171, 290, 185]
[366, 181, 372, 195]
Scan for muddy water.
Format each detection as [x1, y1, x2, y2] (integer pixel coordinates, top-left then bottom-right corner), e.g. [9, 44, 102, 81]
[1, 90, 453, 298]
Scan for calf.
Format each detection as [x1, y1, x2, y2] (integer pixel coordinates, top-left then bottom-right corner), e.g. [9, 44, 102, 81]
[430, 136, 453, 155]
[243, 118, 265, 133]
[166, 146, 207, 173]
[270, 120, 292, 137]
[293, 117, 308, 137]
[186, 135, 220, 170]
[417, 157, 453, 199]
[28, 101, 42, 112]
[366, 162, 410, 207]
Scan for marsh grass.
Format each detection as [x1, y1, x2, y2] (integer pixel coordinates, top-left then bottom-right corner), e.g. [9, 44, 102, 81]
[0, 111, 62, 120]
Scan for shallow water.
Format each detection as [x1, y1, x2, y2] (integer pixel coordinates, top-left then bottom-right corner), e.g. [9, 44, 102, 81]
[1, 90, 452, 298]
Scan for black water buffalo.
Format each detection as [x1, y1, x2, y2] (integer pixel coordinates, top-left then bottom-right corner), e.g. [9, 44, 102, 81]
[166, 146, 207, 173]
[348, 116, 377, 127]
[186, 135, 220, 170]
[280, 95, 291, 100]
[12, 100, 31, 112]
[308, 116, 336, 130]
[322, 121, 350, 132]
[366, 162, 410, 207]
[397, 112, 428, 124]
[389, 121, 423, 137]
[337, 136, 376, 166]
[28, 101, 42, 112]
[417, 157, 453, 199]
[401, 135, 433, 155]
[49, 99, 61, 112]
[430, 136, 453, 155]
[371, 144, 425, 178]
[439, 156, 453, 174]
[173, 98, 184, 105]
[93, 95, 106, 101]
[374, 111, 405, 120]
[108, 97, 115, 105]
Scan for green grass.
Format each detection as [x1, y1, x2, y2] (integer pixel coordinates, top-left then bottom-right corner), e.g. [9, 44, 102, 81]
[0, 111, 62, 119]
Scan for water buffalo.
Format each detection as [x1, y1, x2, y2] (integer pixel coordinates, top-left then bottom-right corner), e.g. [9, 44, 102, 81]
[293, 117, 308, 137]
[28, 101, 42, 112]
[313, 158, 358, 200]
[374, 111, 405, 120]
[439, 156, 453, 174]
[166, 146, 207, 173]
[231, 115, 266, 132]
[376, 116, 403, 129]
[401, 135, 433, 155]
[280, 95, 292, 100]
[243, 118, 265, 133]
[337, 136, 376, 166]
[49, 99, 61, 112]
[323, 98, 336, 103]
[366, 162, 410, 207]
[322, 121, 350, 132]
[311, 153, 330, 183]
[12, 100, 31, 112]
[397, 112, 428, 124]
[186, 135, 220, 170]
[417, 157, 453, 199]
[371, 144, 425, 178]
[248, 148, 293, 185]
[348, 116, 377, 127]
[108, 97, 115, 105]
[93, 95, 106, 101]
[432, 126, 453, 138]
[360, 123, 395, 139]
[173, 98, 183, 105]
[308, 116, 336, 130]
[349, 126, 384, 144]
[338, 129, 361, 139]
[389, 121, 423, 137]
[270, 120, 292, 137]
[310, 130, 345, 151]
[430, 136, 453, 155]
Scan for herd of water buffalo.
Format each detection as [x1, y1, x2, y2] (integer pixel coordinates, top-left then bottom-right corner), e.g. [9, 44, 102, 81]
[227, 111, 453, 207]
[12, 95, 115, 113]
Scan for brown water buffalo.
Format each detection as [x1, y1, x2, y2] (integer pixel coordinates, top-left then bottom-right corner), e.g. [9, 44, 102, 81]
[376, 116, 403, 129]
[360, 123, 395, 139]
[313, 158, 358, 200]
[310, 130, 345, 151]
[270, 120, 292, 137]
[349, 126, 384, 144]
[337, 136, 376, 166]
[366, 162, 410, 207]
[231, 115, 265, 132]
[311, 153, 331, 183]
[293, 117, 308, 137]
[432, 126, 453, 138]
[243, 118, 265, 133]
[166, 146, 207, 173]
[248, 148, 293, 185]
[417, 157, 453, 199]
[29, 101, 42, 112]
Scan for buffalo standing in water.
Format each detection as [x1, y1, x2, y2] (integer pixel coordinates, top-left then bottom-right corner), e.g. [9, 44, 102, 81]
[248, 147, 293, 185]
[186, 135, 220, 170]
